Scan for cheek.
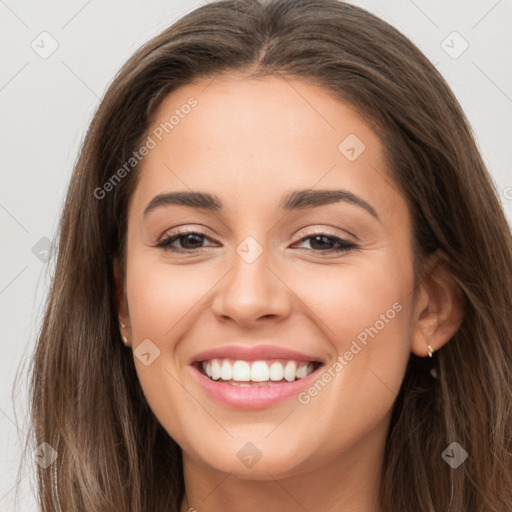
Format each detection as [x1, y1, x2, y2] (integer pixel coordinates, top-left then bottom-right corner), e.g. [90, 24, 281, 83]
[126, 257, 208, 341]
[123, 256, 196, 380]
[124, 259, 205, 443]
[291, 254, 414, 412]
[293, 254, 413, 347]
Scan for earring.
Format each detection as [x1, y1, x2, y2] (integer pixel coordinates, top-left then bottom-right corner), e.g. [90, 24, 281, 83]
[119, 318, 130, 347]
[427, 344, 434, 358]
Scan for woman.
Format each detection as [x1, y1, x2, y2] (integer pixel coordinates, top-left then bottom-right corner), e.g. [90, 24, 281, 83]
[25, 0, 512, 510]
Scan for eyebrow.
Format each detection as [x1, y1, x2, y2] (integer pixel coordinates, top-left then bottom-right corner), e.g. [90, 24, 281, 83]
[143, 189, 380, 221]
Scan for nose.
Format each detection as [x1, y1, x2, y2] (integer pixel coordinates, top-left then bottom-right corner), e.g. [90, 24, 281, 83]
[211, 244, 292, 328]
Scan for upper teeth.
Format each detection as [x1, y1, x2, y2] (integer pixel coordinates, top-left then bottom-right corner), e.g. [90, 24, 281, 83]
[202, 359, 315, 382]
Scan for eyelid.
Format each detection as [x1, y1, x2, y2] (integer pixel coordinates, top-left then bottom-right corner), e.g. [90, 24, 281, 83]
[295, 225, 357, 242]
[157, 224, 212, 243]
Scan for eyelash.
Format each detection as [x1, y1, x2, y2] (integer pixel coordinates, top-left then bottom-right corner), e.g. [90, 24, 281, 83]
[155, 227, 358, 255]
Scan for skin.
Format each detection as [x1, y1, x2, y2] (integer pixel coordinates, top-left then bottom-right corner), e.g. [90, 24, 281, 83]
[115, 73, 464, 512]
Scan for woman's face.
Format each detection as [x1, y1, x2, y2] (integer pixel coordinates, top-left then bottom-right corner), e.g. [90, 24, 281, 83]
[118, 73, 420, 479]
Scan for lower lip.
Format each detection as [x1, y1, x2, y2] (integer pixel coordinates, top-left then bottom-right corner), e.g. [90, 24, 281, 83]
[191, 364, 323, 409]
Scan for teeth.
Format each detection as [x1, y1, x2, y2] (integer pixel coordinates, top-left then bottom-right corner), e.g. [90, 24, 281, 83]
[200, 358, 316, 383]
[283, 361, 297, 382]
[251, 361, 269, 382]
[211, 359, 221, 380]
[269, 361, 284, 381]
[232, 360, 251, 381]
[220, 360, 232, 380]
[296, 364, 308, 379]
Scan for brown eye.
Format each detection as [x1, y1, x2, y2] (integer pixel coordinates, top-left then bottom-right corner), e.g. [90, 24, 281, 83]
[293, 233, 357, 254]
[156, 229, 216, 253]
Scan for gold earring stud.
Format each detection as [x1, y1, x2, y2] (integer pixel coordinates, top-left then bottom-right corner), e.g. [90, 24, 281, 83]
[119, 318, 129, 346]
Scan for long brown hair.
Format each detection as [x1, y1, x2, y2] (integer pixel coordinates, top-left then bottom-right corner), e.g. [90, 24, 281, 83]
[19, 0, 512, 510]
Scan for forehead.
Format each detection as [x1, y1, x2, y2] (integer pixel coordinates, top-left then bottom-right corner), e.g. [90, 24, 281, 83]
[129, 73, 406, 226]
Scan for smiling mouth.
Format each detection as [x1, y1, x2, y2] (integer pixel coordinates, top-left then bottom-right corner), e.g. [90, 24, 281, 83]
[195, 358, 323, 386]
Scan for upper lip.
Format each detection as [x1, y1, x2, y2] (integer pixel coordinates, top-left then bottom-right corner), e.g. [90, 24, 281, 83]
[190, 344, 324, 365]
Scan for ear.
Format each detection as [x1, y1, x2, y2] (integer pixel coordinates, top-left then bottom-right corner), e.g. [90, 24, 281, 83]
[113, 257, 131, 332]
[410, 250, 465, 357]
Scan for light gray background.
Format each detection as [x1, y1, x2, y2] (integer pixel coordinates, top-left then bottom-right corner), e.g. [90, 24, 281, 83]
[1, 0, 511, 510]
